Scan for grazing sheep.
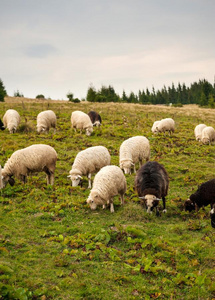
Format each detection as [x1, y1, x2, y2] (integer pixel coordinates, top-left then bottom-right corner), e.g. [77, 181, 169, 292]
[151, 121, 160, 134]
[194, 124, 207, 141]
[119, 136, 150, 174]
[0, 118, 5, 130]
[71, 111, 93, 136]
[3, 109, 20, 133]
[37, 110, 57, 133]
[157, 118, 175, 135]
[201, 126, 215, 145]
[86, 165, 127, 213]
[68, 146, 111, 188]
[88, 111, 102, 127]
[184, 179, 215, 212]
[210, 204, 215, 228]
[135, 161, 169, 215]
[0, 144, 57, 187]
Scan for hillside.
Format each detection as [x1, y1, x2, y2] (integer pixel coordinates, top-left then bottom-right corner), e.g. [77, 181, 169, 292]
[0, 97, 214, 299]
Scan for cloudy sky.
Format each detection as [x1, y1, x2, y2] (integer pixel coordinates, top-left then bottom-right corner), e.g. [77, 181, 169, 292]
[1, 0, 215, 100]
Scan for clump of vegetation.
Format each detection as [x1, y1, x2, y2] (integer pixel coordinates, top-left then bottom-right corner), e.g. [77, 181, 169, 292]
[14, 90, 24, 97]
[36, 94, 45, 99]
[0, 78, 7, 102]
[67, 92, 80, 103]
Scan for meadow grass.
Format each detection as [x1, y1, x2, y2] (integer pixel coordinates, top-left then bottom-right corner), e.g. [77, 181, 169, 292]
[0, 97, 215, 300]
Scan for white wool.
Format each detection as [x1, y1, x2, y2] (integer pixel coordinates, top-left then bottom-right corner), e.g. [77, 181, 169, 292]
[69, 146, 111, 187]
[119, 136, 150, 174]
[194, 124, 207, 141]
[71, 111, 93, 136]
[1, 144, 57, 185]
[3, 109, 20, 133]
[157, 118, 175, 134]
[151, 121, 160, 134]
[37, 110, 57, 133]
[87, 165, 127, 212]
[201, 126, 215, 145]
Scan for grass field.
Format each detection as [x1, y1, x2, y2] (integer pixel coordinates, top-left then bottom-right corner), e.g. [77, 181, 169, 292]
[0, 97, 215, 300]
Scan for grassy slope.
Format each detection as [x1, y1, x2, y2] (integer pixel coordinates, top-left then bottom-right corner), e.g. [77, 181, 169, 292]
[0, 97, 215, 300]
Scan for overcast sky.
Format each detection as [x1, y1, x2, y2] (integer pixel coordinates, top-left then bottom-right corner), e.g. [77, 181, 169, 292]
[1, 0, 215, 100]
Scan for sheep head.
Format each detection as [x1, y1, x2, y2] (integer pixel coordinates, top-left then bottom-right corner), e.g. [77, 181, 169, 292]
[87, 190, 104, 210]
[0, 167, 15, 188]
[140, 194, 161, 213]
[184, 199, 195, 212]
[37, 125, 46, 134]
[85, 126, 93, 136]
[120, 159, 134, 174]
[67, 173, 82, 187]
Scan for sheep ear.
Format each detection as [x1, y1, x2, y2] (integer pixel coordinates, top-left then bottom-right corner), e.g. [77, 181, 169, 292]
[8, 177, 15, 186]
[77, 175, 83, 179]
[139, 196, 145, 199]
[156, 198, 162, 201]
[67, 175, 71, 178]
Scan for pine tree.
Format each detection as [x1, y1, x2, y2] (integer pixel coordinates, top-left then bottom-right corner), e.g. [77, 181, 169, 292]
[0, 78, 7, 102]
[86, 85, 97, 102]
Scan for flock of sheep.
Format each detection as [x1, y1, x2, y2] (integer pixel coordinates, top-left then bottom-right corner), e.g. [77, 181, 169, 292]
[0, 108, 214, 228]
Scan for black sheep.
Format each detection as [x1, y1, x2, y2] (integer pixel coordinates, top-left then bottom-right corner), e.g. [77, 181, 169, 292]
[135, 161, 169, 215]
[0, 118, 5, 130]
[185, 179, 215, 212]
[88, 111, 102, 127]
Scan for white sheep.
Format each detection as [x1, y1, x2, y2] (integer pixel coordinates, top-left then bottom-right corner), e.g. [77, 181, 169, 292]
[157, 118, 175, 135]
[151, 120, 160, 134]
[37, 110, 57, 133]
[68, 146, 111, 188]
[0, 144, 57, 187]
[201, 126, 215, 145]
[71, 111, 93, 136]
[194, 124, 207, 141]
[3, 109, 20, 133]
[86, 165, 127, 213]
[119, 136, 150, 174]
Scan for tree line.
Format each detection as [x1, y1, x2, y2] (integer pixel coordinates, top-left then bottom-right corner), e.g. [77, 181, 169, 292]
[1, 77, 215, 107]
[86, 79, 215, 107]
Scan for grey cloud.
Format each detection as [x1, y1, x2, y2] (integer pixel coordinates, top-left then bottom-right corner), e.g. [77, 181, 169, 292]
[25, 44, 58, 58]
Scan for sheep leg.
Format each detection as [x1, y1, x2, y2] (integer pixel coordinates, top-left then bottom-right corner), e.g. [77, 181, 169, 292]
[44, 167, 54, 185]
[20, 174, 27, 184]
[139, 159, 142, 168]
[133, 164, 136, 173]
[102, 204, 106, 209]
[110, 199, 114, 213]
[88, 174, 92, 189]
[120, 193, 124, 205]
[162, 197, 167, 213]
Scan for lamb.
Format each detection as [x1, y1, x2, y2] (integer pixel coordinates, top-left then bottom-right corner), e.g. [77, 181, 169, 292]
[135, 161, 169, 215]
[184, 179, 215, 212]
[3, 109, 20, 133]
[201, 126, 215, 145]
[194, 124, 207, 141]
[71, 111, 93, 136]
[119, 136, 150, 174]
[151, 121, 160, 134]
[37, 110, 57, 133]
[68, 146, 111, 188]
[88, 111, 102, 127]
[0, 144, 57, 187]
[156, 118, 175, 135]
[86, 165, 127, 213]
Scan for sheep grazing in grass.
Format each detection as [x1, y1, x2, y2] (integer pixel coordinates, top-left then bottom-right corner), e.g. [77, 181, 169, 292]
[184, 179, 215, 212]
[0, 144, 57, 187]
[71, 111, 93, 136]
[210, 204, 215, 228]
[135, 161, 169, 215]
[87, 165, 127, 213]
[88, 111, 102, 127]
[3, 109, 20, 133]
[157, 118, 175, 135]
[119, 136, 150, 174]
[68, 146, 111, 188]
[37, 110, 57, 133]
[194, 124, 207, 141]
[201, 126, 215, 145]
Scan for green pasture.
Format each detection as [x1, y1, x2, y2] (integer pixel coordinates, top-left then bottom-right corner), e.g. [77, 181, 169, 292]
[0, 99, 214, 300]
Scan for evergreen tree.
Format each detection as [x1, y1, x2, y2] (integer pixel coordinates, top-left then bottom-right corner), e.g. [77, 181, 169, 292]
[86, 85, 97, 102]
[0, 78, 7, 102]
